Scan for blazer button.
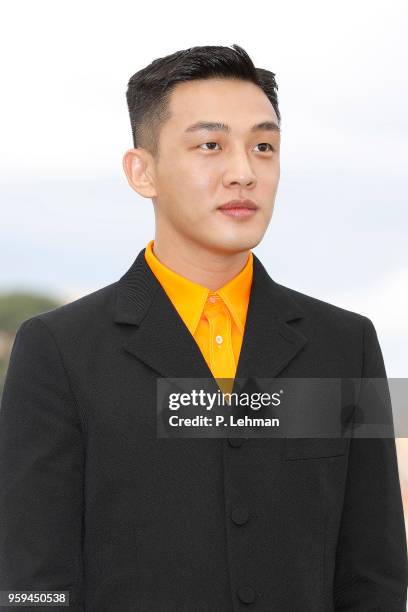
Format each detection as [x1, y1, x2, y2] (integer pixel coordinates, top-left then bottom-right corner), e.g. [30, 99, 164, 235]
[237, 585, 257, 604]
[228, 437, 247, 448]
[231, 507, 250, 525]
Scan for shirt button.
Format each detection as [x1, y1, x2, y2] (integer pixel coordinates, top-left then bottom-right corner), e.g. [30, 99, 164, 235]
[215, 335, 223, 345]
[208, 295, 217, 303]
[237, 585, 257, 604]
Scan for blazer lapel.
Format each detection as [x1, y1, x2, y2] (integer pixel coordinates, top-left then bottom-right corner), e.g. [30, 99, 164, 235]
[114, 248, 219, 393]
[114, 247, 309, 394]
[231, 252, 309, 393]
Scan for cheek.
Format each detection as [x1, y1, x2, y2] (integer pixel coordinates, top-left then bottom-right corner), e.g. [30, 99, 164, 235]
[185, 165, 218, 193]
[161, 157, 216, 195]
[174, 170, 218, 219]
[261, 163, 280, 186]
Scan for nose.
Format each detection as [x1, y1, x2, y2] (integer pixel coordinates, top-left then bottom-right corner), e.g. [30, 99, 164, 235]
[223, 150, 257, 188]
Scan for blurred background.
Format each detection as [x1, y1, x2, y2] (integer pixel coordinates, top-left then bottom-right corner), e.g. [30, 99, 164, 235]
[1, 0, 407, 547]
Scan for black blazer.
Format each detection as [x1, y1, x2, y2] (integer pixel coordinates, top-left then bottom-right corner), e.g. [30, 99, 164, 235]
[0, 247, 407, 611]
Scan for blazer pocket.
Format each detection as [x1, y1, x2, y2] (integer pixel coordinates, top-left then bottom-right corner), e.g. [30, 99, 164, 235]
[285, 437, 349, 460]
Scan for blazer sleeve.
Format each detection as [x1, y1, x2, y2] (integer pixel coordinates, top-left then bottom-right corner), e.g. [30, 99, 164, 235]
[333, 316, 408, 610]
[0, 317, 85, 611]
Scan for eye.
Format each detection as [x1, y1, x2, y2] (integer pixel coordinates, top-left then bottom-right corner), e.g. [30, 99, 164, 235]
[255, 143, 274, 152]
[197, 142, 275, 153]
[198, 142, 221, 151]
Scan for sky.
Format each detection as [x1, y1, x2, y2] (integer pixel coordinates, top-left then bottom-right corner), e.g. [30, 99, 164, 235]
[1, 0, 407, 375]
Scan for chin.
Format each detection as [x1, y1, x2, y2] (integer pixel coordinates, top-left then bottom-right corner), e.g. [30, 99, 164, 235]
[223, 227, 265, 248]
[204, 234, 261, 255]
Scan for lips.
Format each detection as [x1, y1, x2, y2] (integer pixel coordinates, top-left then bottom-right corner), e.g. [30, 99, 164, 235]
[217, 199, 258, 218]
[218, 199, 258, 210]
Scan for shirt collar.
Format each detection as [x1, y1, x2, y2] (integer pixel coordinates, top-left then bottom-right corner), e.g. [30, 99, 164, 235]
[144, 239, 253, 336]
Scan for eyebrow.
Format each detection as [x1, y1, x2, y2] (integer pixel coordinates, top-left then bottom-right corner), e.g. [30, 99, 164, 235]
[184, 120, 281, 134]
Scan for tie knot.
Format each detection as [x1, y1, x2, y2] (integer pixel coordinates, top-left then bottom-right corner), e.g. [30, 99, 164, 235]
[207, 292, 219, 304]
[204, 292, 224, 316]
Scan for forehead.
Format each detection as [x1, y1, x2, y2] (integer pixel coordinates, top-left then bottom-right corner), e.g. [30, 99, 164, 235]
[166, 78, 279, 130]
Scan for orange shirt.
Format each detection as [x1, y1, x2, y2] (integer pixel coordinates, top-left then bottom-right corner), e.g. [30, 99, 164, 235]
[144, 239, 253, 393]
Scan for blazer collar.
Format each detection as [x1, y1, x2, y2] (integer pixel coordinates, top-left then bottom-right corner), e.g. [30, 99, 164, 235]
[143, 238, 253, 336]
[114, 247, 308, 393]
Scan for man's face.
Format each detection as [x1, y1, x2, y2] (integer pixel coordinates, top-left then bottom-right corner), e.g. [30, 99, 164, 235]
[150, 77, 281, 254]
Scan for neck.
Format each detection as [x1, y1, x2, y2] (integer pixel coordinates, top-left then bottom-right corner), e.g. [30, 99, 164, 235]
[152, 230, 251, 291]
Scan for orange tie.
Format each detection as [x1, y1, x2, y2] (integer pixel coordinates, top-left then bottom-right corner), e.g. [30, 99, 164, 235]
[202, 291, 236, 395]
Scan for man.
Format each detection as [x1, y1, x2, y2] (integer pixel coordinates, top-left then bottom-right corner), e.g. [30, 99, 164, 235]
[0, 44, 407, 611]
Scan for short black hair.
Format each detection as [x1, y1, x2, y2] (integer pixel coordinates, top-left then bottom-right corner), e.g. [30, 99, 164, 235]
[125, 44, 280, 159]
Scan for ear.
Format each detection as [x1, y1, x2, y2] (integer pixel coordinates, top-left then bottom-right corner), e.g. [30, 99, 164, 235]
[122, 148, 157, 198]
